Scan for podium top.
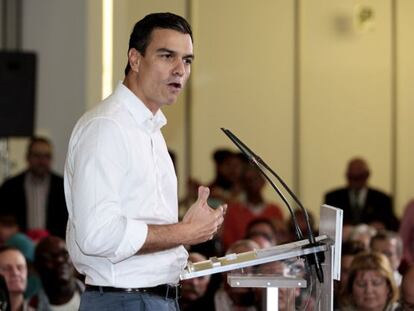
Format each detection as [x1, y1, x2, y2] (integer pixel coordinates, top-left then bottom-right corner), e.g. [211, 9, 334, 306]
[181, 204, 343, 281]
[180, 235, 330, 280]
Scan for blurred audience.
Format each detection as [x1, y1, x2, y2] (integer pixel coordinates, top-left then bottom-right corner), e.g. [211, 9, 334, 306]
[397, 265, 414, 310]
[30, 236, 84, 310]
[324, 157, 398, 231]
[256, 260, 299, 311]
[214, 239, 259, 311]
[370, 231, 403, 286]
[340, 251, 399, 311]
[399, 199, 414, 265]
[4, 234, 40, 300]
[0, 246, 34, 311]
[287, 208, 316, 242]
[208, 149, 245, 207]
[0, 274, 10, 311]
[348, 224, 377, 250]
[335, 240, 365, 308]
[0, 217, 19, 246]
[221, 164, 283, 250]
[180, 253, 212, 311]
[245, 218, 277, 247]
[0, 137, 67, 238]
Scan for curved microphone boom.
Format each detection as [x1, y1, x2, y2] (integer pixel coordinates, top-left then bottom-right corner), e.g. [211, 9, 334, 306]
[221, 127, 325, 283]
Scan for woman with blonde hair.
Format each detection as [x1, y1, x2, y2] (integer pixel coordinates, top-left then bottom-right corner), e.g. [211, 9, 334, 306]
[340, 251, 399, 311]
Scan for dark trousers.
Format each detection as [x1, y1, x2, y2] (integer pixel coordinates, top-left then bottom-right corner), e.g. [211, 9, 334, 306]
[79, 290, 180, 311]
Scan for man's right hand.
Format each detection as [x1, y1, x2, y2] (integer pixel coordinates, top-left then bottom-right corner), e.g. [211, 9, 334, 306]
[181, 186, 227, 245]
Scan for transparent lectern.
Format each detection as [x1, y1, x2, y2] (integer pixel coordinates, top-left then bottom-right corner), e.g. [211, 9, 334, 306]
[180, 204, 342, 311]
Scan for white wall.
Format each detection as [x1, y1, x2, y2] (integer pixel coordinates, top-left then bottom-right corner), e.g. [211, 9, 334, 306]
[6, 0, 88, 176]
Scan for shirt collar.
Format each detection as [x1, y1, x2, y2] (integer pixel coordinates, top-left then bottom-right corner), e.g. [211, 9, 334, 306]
[113, 81, 167, 133]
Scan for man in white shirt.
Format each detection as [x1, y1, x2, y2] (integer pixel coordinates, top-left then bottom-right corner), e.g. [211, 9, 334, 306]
[64, 12, 226, 311]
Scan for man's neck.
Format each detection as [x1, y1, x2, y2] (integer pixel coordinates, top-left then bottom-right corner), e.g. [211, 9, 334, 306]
[9, 293, 24, 311]
[246, 193, 263, 205]
[122, 77, 160, 115]
[27, 171, 50, 182]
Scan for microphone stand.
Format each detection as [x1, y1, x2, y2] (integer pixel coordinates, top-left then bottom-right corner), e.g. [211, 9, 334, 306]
[221, 128, 325, 283]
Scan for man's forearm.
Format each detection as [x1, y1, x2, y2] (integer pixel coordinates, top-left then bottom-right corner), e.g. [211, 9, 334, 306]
[137, 223, 190, 254]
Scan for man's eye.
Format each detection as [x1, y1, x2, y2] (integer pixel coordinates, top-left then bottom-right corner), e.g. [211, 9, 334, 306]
[161, 54, 172, 59]
[184, 58, 193, 65]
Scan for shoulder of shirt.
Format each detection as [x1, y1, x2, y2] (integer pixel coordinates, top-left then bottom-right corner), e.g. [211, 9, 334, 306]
[79, 93, 126, 125]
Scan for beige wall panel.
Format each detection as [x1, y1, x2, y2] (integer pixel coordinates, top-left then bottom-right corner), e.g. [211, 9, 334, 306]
[300, 0, 393, 218]
[86, 0, 103, 109]
[190, 0, 295, 212]
[396, 0, 414, 215]
[113, 1, 189, 198]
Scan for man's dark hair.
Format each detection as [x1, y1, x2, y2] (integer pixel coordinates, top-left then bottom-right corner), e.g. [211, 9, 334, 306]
[124, 12, 193, 76]
[26, 136, 52, 157]
[212, 149, 235, 165]
[245, 218, 277, 241]
[341, 240, 365, 256]
[370, 229, 403, 258]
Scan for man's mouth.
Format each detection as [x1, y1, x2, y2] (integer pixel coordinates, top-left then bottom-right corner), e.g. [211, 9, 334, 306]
[168, 82, 182, 91]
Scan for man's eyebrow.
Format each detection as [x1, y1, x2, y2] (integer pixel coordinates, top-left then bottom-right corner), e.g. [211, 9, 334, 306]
[156, 48, 194, 60]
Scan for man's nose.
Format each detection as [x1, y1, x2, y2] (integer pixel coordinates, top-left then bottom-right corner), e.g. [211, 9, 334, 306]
[173, 59, 185, 76]
[10, 266, 20, 276]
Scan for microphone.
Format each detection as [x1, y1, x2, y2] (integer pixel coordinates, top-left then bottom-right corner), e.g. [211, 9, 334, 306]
[221, 128, 325, 283]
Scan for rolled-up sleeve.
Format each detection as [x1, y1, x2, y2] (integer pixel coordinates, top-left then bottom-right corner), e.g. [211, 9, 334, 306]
[70, 117, 147, 263]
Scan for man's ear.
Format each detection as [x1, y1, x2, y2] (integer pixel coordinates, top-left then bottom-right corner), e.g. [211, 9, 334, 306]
[128, 48, 141, 73]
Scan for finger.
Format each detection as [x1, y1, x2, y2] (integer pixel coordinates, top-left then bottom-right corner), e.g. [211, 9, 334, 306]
[214, 204, 227, 216]
[197, 186, 210, 205]
[217, 215, 224, 227]
[222, 204, 228, 215]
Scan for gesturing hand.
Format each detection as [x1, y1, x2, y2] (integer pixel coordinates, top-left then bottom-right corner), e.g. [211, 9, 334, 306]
[181, 186, 227, 245]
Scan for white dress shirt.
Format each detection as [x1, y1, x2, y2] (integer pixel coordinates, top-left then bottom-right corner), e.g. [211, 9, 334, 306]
[64, 82, 188, 288]
[24, 172, 50, 230]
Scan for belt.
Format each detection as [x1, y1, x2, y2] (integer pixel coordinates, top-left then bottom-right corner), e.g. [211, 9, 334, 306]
[85, 284, 181, 299]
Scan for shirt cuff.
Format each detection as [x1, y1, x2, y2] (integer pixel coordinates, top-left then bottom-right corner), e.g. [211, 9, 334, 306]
[108, 219, 148, 263]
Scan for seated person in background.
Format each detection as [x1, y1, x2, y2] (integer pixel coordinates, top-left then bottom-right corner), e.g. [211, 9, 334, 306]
[370, 230, 403, 286]
[0, 246, 34, 311]
[397, 265, 414, 311]
[0, 216, 19, 246]
[324, 157, 399, 231]
[221, 164, 283, 250]
[0, 274, 10, 311]
[180, 252, 212, 311]
[214, 239, 259, 311]
[334, 240, 365, 308]
[286, 208, 316, 242]
[340, 251, 399, 311]
[245, 218, 278, 247]
[4, 233, 40, 300]
[399, 199, 414, 265]
[348, 224, 377, 250]
[255, 260, 300, 311]
[0, 137, 67, 238]
[208, 149, 245, 206]
[30, 236, 84, 310]
[343, 224, 355, 242]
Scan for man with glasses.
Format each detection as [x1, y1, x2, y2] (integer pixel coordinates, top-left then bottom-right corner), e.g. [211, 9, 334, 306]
[0, 137, 67, 238]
